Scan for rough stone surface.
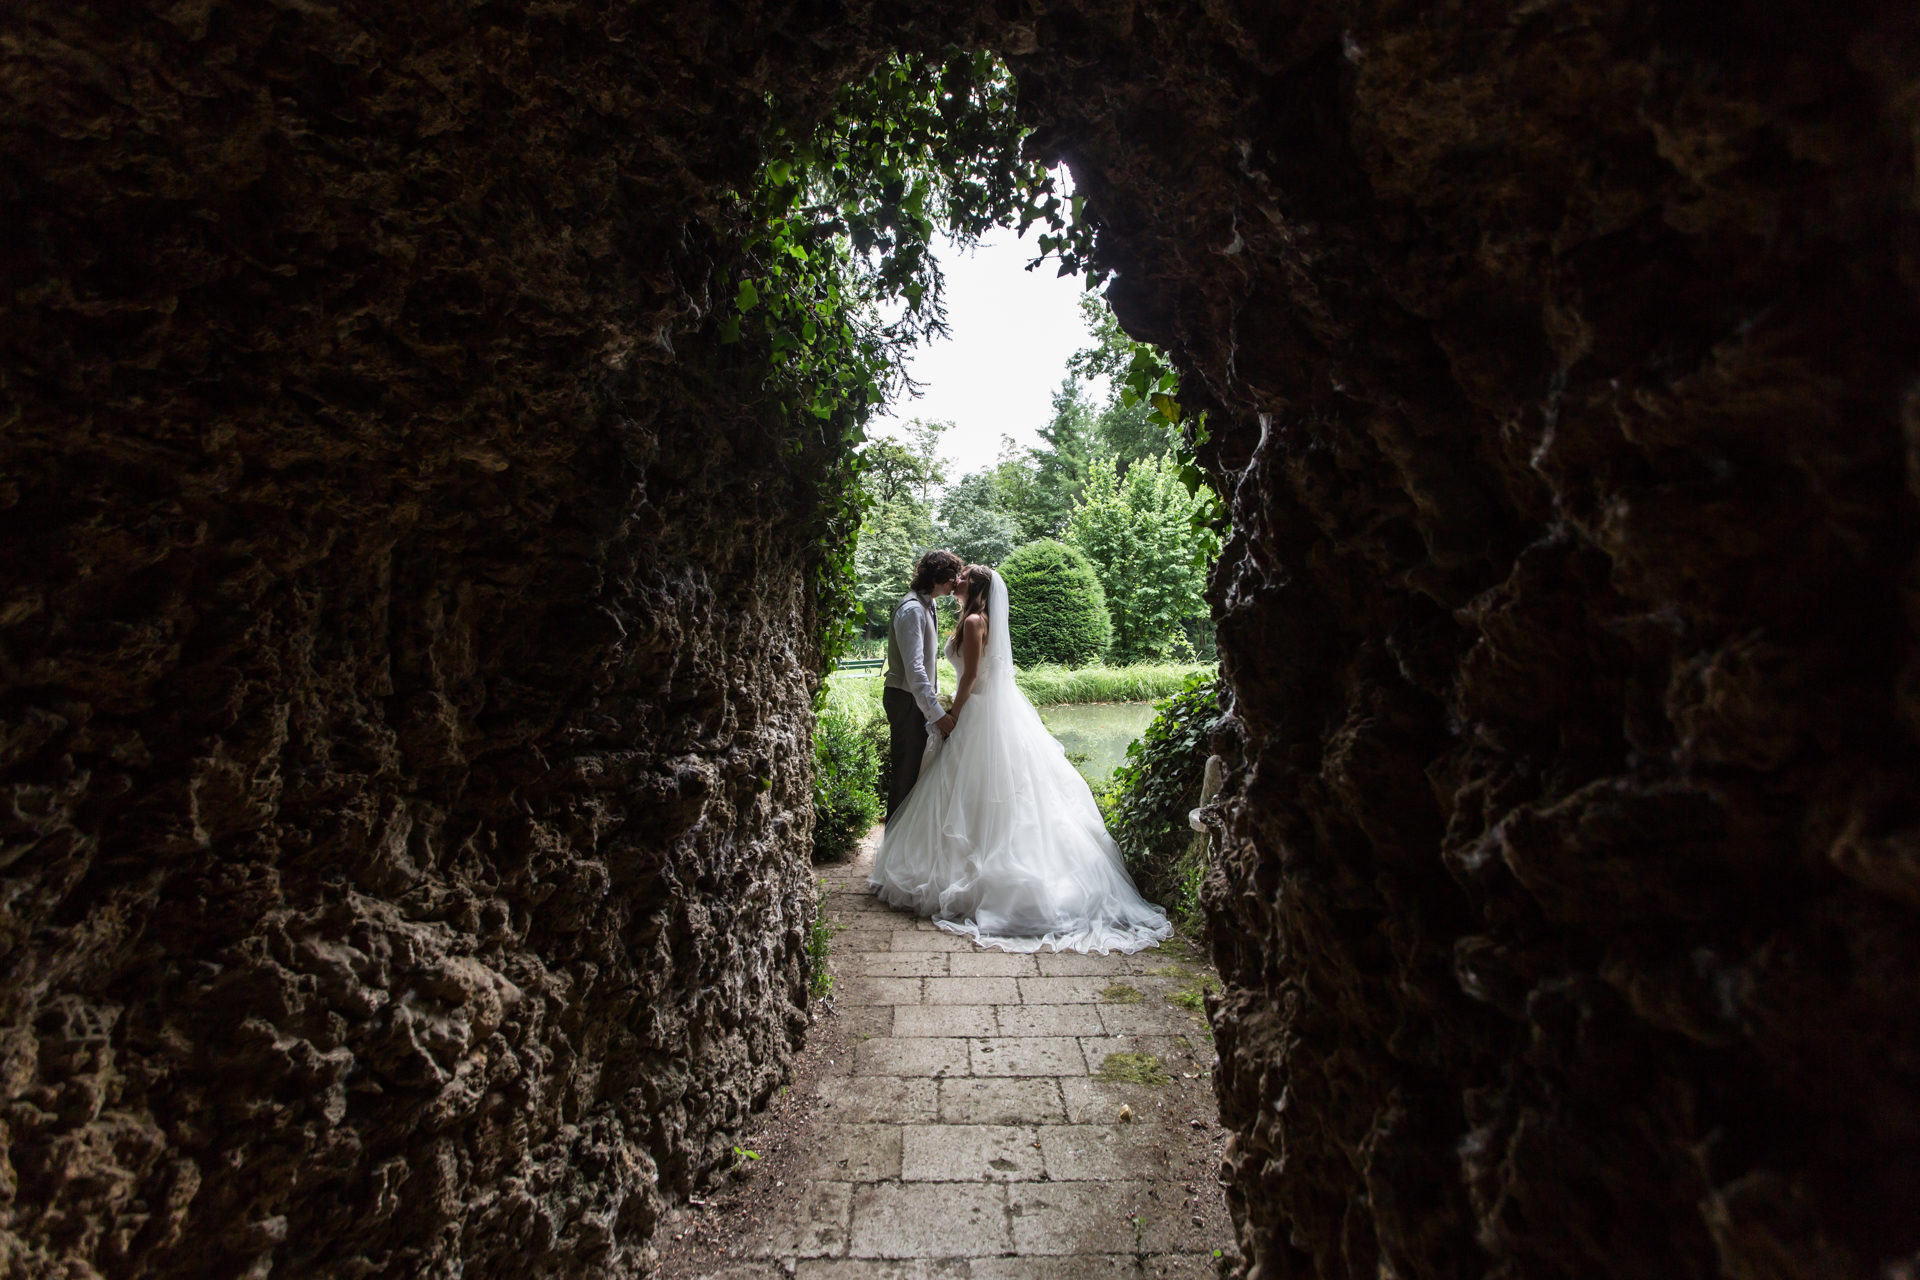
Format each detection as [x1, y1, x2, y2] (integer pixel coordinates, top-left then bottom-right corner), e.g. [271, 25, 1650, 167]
[0, 4, 856, 1276]
[5, 1, 1919, 1277]
[1007, 3, 1920, 1277]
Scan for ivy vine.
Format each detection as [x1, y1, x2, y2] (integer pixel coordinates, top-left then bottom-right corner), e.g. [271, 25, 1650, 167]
[724, 50, 1103, 669]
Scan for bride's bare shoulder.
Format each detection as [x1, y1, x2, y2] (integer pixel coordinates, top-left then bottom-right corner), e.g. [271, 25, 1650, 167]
[963, 613, 988, 639]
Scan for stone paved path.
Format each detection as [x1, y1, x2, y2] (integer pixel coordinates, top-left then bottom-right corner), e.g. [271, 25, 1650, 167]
[678, 835, 1238, 1279]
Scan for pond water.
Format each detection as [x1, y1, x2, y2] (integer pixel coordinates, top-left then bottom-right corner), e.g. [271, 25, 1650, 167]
[1040, 701, 1160, 786]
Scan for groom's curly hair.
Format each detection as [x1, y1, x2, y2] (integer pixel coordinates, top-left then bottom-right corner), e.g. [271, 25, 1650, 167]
[910, 549, 964, 594]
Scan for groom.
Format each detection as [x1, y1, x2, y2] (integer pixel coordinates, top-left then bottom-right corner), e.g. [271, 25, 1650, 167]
[882, 549, 964, 820]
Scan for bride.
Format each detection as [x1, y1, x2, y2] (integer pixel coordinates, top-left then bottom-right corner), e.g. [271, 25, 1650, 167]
[869, 563, 1173, 954]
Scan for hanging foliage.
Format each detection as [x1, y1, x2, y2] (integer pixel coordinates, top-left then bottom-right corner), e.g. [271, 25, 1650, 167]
[726, 51, 1102, 670]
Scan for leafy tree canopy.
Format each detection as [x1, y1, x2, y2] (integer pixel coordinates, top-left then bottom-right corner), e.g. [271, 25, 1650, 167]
[863, 417, 949, 506]
[852, 497, 936, 630]
[1025, 378, 1099, 539]
[1067, 453, 1215, 664]
[730, 51, 1102, 670]
[938, 474, 1019, 566]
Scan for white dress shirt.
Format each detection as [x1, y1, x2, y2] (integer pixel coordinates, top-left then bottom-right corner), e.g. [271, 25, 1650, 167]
[889, 591, 943, 729]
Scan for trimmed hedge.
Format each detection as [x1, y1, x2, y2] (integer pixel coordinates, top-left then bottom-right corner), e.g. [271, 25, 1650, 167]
[812, 706, 881, 862]
[1103, 672, 1221, 932]
[1000, 539, 1112, 668]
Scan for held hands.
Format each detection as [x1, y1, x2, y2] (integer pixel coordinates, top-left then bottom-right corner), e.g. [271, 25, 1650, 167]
[934, 712, 958, 738]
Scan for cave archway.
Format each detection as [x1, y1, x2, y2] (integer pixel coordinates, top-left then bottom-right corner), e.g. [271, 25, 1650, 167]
[3, 3, 1916, 1278]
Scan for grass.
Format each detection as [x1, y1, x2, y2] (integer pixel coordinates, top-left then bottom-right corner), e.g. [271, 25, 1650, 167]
[1095, 1051, 1171, 1086]
[822, 661, 1212, 721]
[1168, 975, 1220, 1012]
[1099, 982, 1143, 1004]
[1014, 663, 1211, 706]
[806, 878, 835, 1000]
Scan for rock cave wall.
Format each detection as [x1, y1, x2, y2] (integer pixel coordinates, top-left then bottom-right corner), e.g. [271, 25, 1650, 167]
[1000, 3, 1920, 1278]
[4, 2, 1918, 1279]
[0, 5, 868, 1276]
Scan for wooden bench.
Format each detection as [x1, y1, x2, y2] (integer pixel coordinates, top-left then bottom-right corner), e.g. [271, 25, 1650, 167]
[834, 657, 884, 677]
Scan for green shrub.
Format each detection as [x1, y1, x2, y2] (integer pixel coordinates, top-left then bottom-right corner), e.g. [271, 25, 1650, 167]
[813, 706, 881, 862]
[859, 712, 893, 815]
[1105, 673, 1220, 932]
[1000, 540, 1112, 667]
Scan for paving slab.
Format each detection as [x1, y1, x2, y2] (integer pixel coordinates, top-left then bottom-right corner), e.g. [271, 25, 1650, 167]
[1078, 1036, 1145, 1076]
[900, 1124, 1044, 1182]
[1016, 976, 1108, 1004]
[811, 1076, 939, 1124]
[893, 1004, 997, 1038]
[1036, 1125, 1164, 1182]
[968, 1037, 1086, 1077]
[970, 1258, 1142, 1280]
[888, 930, 976, 952]
[848, 1183, 1010, 1258]
[924, 976, 1021, 1005]
[937, 1077, 1067, 1125]
[949, 950, 1039, 976]
[833, 930, 895, 953]
[1006, 1181, 1149, 1256]
[1033, 952, 1128, 976]
[837, 1004, 895, 1039]
[855, 1037, 970, 1078]
[838, 977, 925, 1007]
[1097, 1002, 1201, 1035]
[856, 952, 950, 978]
[796, 1261, 972, 1280]
[995, 1004, 1104, 1038]
[1140, 1257, 1224, 1278]
[801, 1124, 904, 1182]
[1058, 1077, 1151, 1125]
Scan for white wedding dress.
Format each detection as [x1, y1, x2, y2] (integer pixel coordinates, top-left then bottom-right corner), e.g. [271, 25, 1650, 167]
[869, 571, 1173, 954]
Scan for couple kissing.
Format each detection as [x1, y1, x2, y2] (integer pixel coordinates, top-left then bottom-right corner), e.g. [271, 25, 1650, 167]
[869, 549, 1171, 955]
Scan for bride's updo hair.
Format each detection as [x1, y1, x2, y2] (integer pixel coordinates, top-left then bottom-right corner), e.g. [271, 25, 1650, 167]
[958, 564, 993, 629]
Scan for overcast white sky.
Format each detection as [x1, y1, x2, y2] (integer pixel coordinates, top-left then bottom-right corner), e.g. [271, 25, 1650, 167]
[868, 229, 1104, 480]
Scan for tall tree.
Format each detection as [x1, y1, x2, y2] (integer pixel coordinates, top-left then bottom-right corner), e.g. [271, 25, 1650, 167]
[937, 471, 1019, 565]
[900, 417, 951, 506]
[852, 418, 950, 630]
[862, 440, 932, 506]
[863, 417, 949, 506]
[987, 436, 1049, 543]
[1067, 294, 1175, 471]
[852, 497, 936, 630]
[1066, 452, 1213, 664]
[1026, 377, 1097, 538]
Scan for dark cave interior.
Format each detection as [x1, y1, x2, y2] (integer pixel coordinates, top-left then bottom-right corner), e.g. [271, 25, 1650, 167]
[1, 2, 1917, 1277]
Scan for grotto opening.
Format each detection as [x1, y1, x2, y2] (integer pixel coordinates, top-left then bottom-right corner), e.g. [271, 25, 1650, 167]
[2, 2, 1917, 1278]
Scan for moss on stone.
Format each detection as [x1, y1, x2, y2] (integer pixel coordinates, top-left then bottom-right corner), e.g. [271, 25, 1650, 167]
[1096, 1052, 1170, 1086]
[1168, 976, 1219, 1012]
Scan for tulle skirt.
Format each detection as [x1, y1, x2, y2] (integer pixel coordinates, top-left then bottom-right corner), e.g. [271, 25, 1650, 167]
[868, 679, 1173, 955]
